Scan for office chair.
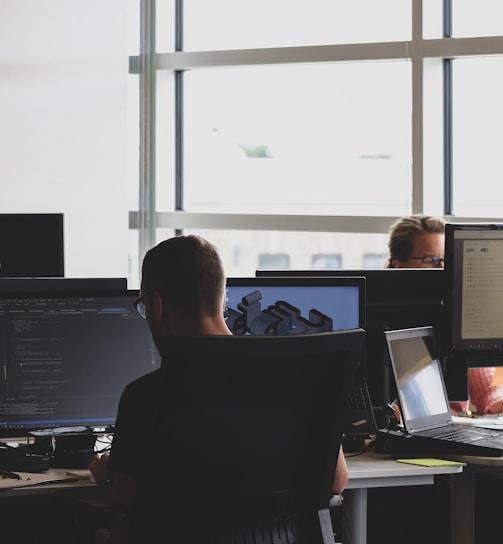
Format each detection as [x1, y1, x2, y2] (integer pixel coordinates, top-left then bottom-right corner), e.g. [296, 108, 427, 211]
[130, 329, 364, 544]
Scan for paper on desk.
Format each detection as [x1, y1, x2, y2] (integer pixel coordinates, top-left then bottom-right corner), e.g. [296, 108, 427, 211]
[396, 458, 465, 467]
[65, 470, 93, 480]
[0, 471, 77, 490]
[452, 415, 503, 430]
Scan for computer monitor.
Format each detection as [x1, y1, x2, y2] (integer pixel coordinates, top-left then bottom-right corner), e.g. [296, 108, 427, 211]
[225, 277, 364, 337]
[255, 269, 448, 405]
[0, 290, 159, 436]
[0, 213, 64, 277]
[445, 223, 503, 355]
[0, 278, 127, 293]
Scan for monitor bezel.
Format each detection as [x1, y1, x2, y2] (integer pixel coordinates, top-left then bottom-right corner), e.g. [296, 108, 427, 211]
[226, 276, 366, 330]
[0, 289, 143, 437]
[255, 268, 445, 303]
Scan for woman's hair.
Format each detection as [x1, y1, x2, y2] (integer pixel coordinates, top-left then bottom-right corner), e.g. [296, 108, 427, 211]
[387, 214, 445, 267]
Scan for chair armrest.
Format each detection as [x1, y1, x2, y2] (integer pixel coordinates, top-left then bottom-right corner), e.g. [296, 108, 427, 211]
[329, 494, 343, 508]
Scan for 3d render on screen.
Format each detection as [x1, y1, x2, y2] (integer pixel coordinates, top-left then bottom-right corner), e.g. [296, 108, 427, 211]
[225, 289, 333, 335]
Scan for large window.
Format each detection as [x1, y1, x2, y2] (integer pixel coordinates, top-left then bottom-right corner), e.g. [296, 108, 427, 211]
[4, 2, 503, 286]
[1, 0, 138, 281]
[184, 62, 411, 216]
[182, 230, 389, 277]
[453, 56, 503, 216]
[131, 0, 503, 282]
[183, 0, 411, 51]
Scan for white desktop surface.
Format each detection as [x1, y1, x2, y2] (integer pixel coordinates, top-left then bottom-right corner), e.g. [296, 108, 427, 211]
[346, 450, 463, 483]
[344, 451, 464, 544]
[452, 414, 503, 430]
[0, 450, 479, 544]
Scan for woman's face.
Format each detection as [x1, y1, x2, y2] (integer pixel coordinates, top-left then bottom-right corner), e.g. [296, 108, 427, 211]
[393, 233, 445, 268]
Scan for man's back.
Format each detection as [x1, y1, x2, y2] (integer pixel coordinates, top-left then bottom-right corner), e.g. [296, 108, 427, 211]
[115, 332, 361, 543]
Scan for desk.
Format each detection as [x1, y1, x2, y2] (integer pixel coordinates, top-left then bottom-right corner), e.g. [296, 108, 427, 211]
[443, 453, 503, 544]
[0, 469, 94, 499]
[345, 451, 464, 544]
[0, 459, 469, 544]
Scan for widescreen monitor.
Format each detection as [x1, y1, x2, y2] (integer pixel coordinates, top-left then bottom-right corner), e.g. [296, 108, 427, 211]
[225, 277, 364, 337]
[0, 278, 127, 293]
[0, 290, 159, 436]
[445, 223, 503, 353]
[255, 269, 448, 405]
[0, 213, 64, 277]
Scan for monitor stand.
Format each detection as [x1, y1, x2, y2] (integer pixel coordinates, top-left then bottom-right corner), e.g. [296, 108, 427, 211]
[444, 353, 469, 402]
[28, 428, 98, 469]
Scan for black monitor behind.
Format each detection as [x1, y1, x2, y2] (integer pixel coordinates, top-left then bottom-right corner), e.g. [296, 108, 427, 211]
[0, 277, 127, 292]
[255, 269, 466, 404]
[0, 213, 64, 277]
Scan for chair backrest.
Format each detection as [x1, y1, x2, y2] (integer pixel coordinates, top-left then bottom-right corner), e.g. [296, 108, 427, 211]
[133, 329, 364, 543]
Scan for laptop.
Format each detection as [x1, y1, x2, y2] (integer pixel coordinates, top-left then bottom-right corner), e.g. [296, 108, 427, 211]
[381, 326, 503, 457]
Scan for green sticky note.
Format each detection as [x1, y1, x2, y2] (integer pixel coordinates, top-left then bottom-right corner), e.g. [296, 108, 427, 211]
[396, 458, 465, 467]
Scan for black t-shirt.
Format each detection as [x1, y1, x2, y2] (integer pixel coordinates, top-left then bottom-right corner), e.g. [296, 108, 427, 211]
[106, 344, 326, 543]
[107, 358, 242, 541]
[108, 367, 164, 477]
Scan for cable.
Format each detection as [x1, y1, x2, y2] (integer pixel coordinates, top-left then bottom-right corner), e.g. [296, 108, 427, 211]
[344, 439, 375, 458]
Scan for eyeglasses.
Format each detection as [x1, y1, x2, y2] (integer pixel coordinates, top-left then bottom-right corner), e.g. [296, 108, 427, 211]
[406, 255, 444, 267]
[133, 294, 147, 319]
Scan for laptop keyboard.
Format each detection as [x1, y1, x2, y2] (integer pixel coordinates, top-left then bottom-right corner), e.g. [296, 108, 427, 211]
[421, 424, 503, 447]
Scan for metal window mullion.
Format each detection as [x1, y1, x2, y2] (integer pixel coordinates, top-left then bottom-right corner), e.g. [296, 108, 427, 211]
[411, 0, 424, 214]
[422, 36, 503, 57]
[152, 212, 401, 234]
[175, 0, 184, 230]
[139, 0, 157, 261]
[175, 70, 184, 207]
[157, 41, 411, 70]
[443, 0, 454, 215]
[129, 210, 503, 232]
[146, 37, 503, 73]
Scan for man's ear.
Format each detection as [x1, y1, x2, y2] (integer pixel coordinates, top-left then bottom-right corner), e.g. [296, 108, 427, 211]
[148, 292, 165, 325]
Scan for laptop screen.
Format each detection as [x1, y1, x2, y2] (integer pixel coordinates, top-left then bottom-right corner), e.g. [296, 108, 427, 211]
[385, 327, 452, 432]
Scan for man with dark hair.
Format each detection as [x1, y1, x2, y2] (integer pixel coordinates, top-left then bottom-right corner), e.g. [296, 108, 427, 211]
[90, 235, 348, 535]
[89, 236, 232, 497]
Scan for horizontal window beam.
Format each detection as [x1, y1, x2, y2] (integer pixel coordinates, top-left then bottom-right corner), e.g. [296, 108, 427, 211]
[423, 36, 503, 58]
[130, 211, 503, 234]
[130, 211, 399, 233]
[155, 42, 411, 69]
[129, 36, 503, 73]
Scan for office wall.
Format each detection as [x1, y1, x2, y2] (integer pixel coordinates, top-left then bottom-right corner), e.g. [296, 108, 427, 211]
[0, 1, 137, 279]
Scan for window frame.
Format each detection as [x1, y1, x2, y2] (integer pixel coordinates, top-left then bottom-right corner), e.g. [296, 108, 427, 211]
[130, 0, 503, 263]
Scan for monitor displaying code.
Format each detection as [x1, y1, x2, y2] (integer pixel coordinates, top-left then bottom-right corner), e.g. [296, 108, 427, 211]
[0, 294, 159, 432]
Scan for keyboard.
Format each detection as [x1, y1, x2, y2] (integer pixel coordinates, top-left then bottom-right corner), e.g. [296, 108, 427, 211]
[421, 424, 503, 449]
[343, 382, 376, 438]
[348, 385, 369, 411]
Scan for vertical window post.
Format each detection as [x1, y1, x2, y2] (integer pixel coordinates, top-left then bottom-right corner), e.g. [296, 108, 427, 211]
[443, 0, 454, 216]
[411, 0, 424, 214]
[174, 0, 184, 236]
[139, 0, 157, 262]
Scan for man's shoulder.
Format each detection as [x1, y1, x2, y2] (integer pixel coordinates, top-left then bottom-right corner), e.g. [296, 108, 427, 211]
[123, 367, 163, 399]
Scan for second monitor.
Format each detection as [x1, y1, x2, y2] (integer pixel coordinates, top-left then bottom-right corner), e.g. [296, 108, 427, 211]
[256, 269, 447, 406]
[225, 277, 365, 336]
